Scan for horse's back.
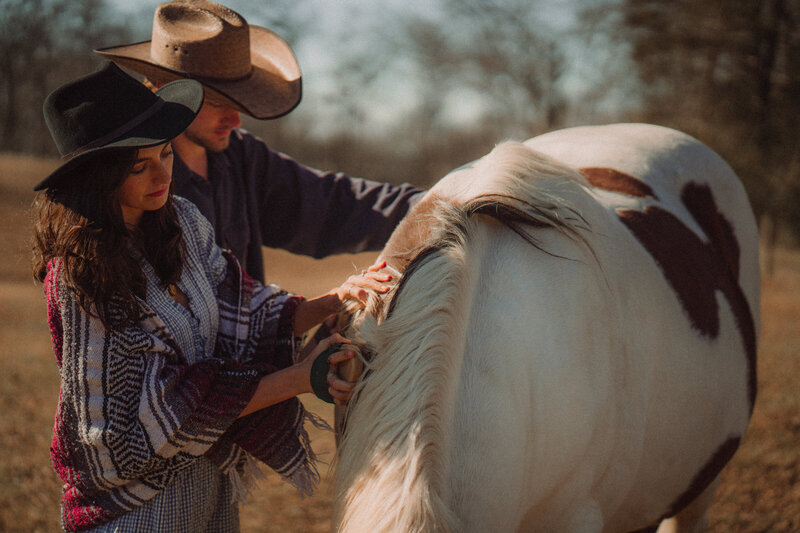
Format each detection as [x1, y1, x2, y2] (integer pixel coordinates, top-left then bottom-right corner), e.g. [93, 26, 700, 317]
[448, 124, 760, 531]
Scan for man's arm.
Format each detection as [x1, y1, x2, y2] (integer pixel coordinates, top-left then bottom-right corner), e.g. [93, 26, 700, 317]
[240, 132, 426, 258]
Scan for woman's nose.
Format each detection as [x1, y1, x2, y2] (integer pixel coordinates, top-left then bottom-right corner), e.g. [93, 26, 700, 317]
[155, 162, 172, 184]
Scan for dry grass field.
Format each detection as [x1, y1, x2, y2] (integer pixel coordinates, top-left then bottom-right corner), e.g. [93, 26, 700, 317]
[1, 153, 798, 532]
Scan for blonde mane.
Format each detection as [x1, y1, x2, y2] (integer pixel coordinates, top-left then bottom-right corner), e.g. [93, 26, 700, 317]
[334, 141, 593, 532]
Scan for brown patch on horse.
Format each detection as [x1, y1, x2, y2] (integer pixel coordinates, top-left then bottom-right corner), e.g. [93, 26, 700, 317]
[664, 437, 741, 520]
[633, 437, 740, 528]
[617, 183, 756, 410]
[681, 183, 740, 280]
[580, 167, 657, 199]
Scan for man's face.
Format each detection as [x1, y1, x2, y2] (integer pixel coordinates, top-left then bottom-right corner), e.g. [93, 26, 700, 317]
[181, 97, 242, 153]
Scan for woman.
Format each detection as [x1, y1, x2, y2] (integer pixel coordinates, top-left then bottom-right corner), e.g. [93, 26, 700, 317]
[32, 62, 389, 532]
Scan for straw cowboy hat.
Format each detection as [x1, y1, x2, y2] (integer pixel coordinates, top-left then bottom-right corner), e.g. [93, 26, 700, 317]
[95, 0, 302, 119]
[35, 61, 204, 191]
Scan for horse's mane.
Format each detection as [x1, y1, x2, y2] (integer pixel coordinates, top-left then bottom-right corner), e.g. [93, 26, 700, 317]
[334, 141, 592, 532]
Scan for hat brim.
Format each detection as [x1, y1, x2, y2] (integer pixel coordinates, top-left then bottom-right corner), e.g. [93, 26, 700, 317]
[34, 79, 204, 191]
[95, 26, 302, 120]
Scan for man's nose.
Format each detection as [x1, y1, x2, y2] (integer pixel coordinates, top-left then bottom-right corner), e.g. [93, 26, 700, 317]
[222, 108, 241, 127]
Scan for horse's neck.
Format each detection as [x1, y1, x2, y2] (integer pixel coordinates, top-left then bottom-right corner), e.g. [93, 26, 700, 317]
[380, 192, 446, 272]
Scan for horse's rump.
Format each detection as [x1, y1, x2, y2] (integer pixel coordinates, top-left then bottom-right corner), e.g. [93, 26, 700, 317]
[336, 123, 760, 533]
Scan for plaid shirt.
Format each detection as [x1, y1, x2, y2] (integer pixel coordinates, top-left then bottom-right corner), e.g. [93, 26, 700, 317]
[45, 198, 318, 532]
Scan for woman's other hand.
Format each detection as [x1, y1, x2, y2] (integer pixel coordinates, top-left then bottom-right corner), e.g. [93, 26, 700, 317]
[301, 333, 358, 406]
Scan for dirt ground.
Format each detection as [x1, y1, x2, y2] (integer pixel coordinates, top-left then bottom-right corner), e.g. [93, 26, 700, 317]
[0, 153, 798, 532]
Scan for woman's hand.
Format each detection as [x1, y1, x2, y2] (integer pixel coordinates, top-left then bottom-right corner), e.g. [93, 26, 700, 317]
[293, 261, 394, 335]
[332, 260, 393, 308]
[300, 333, 359, 406]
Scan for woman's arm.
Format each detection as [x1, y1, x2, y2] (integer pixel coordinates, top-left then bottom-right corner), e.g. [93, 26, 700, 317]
[238, 334, 357, 414]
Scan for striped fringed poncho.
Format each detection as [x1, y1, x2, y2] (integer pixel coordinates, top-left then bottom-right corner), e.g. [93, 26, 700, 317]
[43, 197, 322, 532]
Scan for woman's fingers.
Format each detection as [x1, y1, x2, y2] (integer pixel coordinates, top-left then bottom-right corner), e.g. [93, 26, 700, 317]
[360, 272, 392, 285]
[327, 345, 359, 405]
[333, 263, 396, 308]
[310, 333, 347, 358]
[342, 283, 371, 301]
[327, 347, 356, 365]
[366, 260, 387, 272]
[361, 268, 392, 282]
[323, 314, 340, 331]
[327, 373, 356, 392]
[334, 284, 369, 308]
[360, 265, 392, 282]
[327, 372, 357, 406]
[345, 273, 391, 294]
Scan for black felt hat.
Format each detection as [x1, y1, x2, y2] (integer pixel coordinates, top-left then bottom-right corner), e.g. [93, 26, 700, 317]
[34, 61, 204, 191]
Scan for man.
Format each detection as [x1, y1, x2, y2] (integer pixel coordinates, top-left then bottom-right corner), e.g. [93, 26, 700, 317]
[96, 0, 424, 282]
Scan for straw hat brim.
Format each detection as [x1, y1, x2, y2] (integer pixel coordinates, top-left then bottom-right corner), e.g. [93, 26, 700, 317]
[95, 26, 302, 119]
[34, 80, 204, 191]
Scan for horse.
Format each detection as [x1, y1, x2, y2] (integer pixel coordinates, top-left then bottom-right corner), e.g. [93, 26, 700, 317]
[332, 123, 760, 533]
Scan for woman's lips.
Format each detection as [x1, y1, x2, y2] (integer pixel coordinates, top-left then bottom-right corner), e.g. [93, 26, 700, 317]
[147, 187, 169, 198]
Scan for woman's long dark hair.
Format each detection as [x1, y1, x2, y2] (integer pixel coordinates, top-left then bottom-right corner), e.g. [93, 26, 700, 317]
[32, 147, 186, 328]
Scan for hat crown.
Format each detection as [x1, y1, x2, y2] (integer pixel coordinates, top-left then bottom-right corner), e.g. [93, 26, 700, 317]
[44, 63, 163, 159]
[35, 61, 203, 191]
[150, 1, 252, 80]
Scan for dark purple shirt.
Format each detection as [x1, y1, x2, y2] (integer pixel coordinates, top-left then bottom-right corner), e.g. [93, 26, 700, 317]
[172, 129, 424, 282]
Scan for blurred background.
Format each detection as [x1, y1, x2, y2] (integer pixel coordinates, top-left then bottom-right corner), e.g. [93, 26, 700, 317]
[1, 0, 800, 531]
[2, 0, 799, 255]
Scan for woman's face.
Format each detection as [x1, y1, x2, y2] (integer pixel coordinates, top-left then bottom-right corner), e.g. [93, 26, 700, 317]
[118, 143, 174, 228]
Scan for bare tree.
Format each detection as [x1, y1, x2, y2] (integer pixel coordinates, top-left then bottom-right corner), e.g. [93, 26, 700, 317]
[0, 0, 62, 152]
[581, 0, 800, 257]
[0, 0, 132, 154]
[442, 0, 569, 131]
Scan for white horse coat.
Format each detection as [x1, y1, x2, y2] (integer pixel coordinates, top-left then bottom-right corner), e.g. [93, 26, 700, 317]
[334, 124, 760, 533]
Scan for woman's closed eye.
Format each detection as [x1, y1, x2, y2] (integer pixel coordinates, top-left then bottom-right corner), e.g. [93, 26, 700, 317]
[130, 163, 147, 175]
[129, 146, 172, 175]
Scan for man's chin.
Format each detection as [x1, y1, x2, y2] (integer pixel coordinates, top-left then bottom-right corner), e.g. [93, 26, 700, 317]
[205, 137, 231, 153]
[181, 131, 231, 153]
